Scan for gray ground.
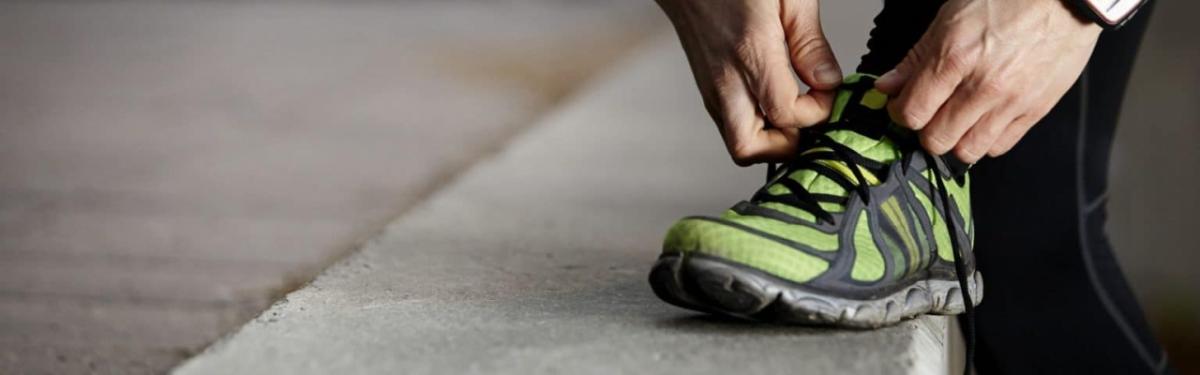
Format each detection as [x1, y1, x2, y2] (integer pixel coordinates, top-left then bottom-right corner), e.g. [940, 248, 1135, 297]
[174, 32, 952, 375]
[0, 0, 1196, 374]
[0, 1, 658, 373]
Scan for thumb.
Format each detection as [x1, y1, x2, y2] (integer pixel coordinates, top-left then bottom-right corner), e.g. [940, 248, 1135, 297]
[782, 0, 842, 90]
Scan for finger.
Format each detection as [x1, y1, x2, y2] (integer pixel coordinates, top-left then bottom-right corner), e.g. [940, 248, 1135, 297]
[766, 86, 836, 129]
[987, 113, 1040, 157]
[874, 57, 913, 95]
[715, 68, 800, 166]
[782, 0, 842, 91]
[730, 123, 801, 165]
[954, 107, 1019, 163]
[919, 80, 1005, 156]
[885, 45, 967, 131]
[735, 33, 821, 128]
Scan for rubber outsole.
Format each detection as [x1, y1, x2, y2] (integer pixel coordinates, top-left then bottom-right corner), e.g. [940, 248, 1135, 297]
[648, 253, 983, 328]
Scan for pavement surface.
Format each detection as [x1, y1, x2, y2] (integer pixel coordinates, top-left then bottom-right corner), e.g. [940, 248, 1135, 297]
[0, 1, 658, 373]
[173, 32, 952, 375]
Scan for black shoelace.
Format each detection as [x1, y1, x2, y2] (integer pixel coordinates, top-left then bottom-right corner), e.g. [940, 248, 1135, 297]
[761, 122, 977, 375]
[927, 152, 977, 375]
[755, 123, 886, 225]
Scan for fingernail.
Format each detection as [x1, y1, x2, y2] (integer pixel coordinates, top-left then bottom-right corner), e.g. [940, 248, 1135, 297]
[876, 70, 903, 93]
[815, 63, 842, 86]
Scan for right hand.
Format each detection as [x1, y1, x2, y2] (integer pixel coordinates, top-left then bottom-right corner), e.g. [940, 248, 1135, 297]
[656, 0, 842, 165]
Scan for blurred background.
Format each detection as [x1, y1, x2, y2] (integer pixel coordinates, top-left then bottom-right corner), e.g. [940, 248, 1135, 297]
[0, 1, 1194, 374]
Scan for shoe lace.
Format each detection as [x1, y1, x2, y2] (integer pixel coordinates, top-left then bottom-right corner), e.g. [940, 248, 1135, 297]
[760, 121, 977, 375]
[926, 152, 977, 375]
[754, 121, 888, 225]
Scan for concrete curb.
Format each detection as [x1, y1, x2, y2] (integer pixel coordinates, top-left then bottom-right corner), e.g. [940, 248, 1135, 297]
[173, 31, 950, 375]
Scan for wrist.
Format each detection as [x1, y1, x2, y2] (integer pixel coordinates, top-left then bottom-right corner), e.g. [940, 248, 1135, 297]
[1045, 0, 1104, 37]
[1061, 0, 1149, 29]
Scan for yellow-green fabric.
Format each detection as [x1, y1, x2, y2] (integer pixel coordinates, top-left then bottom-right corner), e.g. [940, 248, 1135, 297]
[719, 211, 839, 252]
[860, 89, 888, 110]
[755, 202, 820, 222]
[850, 213, 885, 281]
[881, 196, 919, 274]
[909, 180, 955, 262]
[662, 218, 829, 283]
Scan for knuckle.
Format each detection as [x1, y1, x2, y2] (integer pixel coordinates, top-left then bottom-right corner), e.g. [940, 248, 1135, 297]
[985, 120, 1010, 139]
[730, 151, 757, 166]
[974, 78, 1008, 97]
[902, 49, 923, 66]
[902, 45, 930, 69]
[728, 141, 760, 166]
[955, 143, 984, 163]
[762, 105, 792, 126]
[987, 145, 1011, 157]
[939, 47, 976, 75]
[921, 131, 955, 155]
[900, 104, 933, 129]
[1031, 105, 1055, 120]
[790, 34, 831, 60]
[733, 38, 763, 67]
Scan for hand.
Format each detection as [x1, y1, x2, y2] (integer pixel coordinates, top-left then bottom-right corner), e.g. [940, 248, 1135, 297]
[875, 0, 1102, 163]
[656, 0, 843, 166]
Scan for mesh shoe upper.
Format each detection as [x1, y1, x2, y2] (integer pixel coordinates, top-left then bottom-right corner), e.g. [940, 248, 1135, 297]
[661, 74, 975, 299]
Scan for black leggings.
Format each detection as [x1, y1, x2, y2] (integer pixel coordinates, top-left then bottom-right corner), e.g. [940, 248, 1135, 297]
[859, 1, 1170, 373]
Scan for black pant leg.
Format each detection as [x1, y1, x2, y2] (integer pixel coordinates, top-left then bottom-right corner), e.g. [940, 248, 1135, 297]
[969, 4, 1170, 373]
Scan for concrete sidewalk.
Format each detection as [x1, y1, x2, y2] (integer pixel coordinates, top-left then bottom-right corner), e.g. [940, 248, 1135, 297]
[0, 2, 659, 373]
[174, 32, 950, 375]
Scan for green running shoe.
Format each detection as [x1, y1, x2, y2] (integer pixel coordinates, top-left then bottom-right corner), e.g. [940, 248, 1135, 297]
[649, 74, 983, 328]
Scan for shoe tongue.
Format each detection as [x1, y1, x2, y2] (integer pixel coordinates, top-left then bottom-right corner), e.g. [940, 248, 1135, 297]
[818, 73, 899, 164]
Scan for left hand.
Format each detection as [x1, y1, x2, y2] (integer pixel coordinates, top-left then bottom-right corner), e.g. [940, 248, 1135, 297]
[875, 0, 1102, 163]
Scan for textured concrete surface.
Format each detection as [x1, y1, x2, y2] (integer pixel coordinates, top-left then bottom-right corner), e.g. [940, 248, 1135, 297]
[174, 30, 952, 375]
[0, 1, 658, 374]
